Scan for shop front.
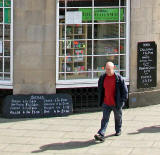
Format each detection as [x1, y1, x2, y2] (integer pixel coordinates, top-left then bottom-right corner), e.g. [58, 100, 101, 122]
[2, 0, 160, 112]
[56, 0, 130, 89]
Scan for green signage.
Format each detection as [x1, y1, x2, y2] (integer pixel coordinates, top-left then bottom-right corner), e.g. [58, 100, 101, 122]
[0, 0, 3, 7]
[0, 0, 11, 7]
[79, 8, 124, 21]
[5, 8, 11, 23]
[4, 0, 11, 7]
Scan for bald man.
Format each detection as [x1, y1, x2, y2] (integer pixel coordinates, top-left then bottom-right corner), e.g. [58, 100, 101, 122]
[94, 62, 128, 142]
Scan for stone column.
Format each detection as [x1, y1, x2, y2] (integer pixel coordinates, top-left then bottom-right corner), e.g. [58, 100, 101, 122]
[13, 0, 56, 94]
[129, 0, 160, 107]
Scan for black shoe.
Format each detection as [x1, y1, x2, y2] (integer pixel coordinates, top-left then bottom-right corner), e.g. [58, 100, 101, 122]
[115, 132, 121, 136]
[94, 134, 105, 142]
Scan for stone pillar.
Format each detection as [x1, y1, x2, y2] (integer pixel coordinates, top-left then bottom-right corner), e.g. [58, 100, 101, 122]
[129, 0, 160, 107]
[13, 0, 56, 94]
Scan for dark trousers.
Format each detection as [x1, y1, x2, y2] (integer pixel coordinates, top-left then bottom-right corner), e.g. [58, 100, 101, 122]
[98, 103, 122, 136]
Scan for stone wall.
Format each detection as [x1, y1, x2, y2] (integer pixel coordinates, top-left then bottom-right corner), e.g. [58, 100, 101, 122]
[129, 0, 160, 107]
[13, 0, 56, 94]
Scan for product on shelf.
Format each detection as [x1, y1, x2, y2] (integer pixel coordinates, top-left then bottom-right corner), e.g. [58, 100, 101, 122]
[74, 50, 84, 62]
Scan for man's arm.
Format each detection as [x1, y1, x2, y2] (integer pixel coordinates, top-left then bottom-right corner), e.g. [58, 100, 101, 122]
[120, 77, 128, 102]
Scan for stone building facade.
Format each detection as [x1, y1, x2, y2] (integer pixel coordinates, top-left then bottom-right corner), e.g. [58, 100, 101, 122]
[129, 0, 160, 107]
[1, 0, 160, 108]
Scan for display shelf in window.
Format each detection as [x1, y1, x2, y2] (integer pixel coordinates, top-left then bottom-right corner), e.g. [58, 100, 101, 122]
[74, 49, 84, 62]
[59, 23, 88, 77]
[104, 46, 118, 54]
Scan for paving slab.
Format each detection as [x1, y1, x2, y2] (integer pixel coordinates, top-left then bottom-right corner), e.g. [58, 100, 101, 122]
[0, 104, 160, 154]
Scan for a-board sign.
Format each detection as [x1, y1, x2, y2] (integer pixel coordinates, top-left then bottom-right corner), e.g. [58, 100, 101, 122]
[2, 94, 73, 118]
[137, 41, 157, 88]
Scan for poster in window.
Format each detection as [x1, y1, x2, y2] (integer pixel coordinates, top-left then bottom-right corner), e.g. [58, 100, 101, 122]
[66, 11, 82, 24]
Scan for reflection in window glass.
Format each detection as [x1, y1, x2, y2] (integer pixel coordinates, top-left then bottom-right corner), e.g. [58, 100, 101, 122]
[94, 40, 119, 55]
[0, 24, 3, 39]
[0, 73, 2, 80]
[5, 24, 10, 40]
[0, 57, 3, 72]
[120, 24, 126, 38]
[121, 0, 126, 6]
[120, 71, 126, 77]
[59, 73, 65, 80]
[4, 0, 11, 7]
[121, 8, 126, 22]
[120, 40, 126, 54]
[0, 8, 3, 23]
[4, 57, 10, 72]
[94, 24, 119, 39]
[93, 72, 102, 79]
[0, 40, 2, 56]
[59, 41, 65, 56]
[59, 0, 65, 7]
[0, 0, 3, 7]
[59, 8, 65, 24]
[120, 55, 126, 70]
[59, 25, 65, 40]
[4, 73, 10, 80]
[4, 58, 10, 72]
[4, 41, 10, 56]
[67, 0, 92, 7]
[66, 72, 91, 80]
[93, 55, 119, 71]
[59, 57, 65, 72]
[4, 8, 11, 24]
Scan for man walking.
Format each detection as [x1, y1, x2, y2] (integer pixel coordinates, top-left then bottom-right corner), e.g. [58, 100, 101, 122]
[94, 62, 128, 141]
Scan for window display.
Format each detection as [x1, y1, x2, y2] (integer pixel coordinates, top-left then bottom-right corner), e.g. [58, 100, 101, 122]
[57, 0, 129, 86]
[0, 0, 12, 81]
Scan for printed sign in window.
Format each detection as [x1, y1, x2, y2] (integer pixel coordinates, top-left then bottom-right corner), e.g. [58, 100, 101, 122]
[66, 11, 82, 24]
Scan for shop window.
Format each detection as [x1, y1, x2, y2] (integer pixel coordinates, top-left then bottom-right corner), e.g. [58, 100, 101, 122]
[0, 0, 12, 84]
[57, 0, 129, 87]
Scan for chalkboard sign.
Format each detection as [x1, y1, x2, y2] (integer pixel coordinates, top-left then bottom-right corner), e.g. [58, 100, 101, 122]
[2, 94, 73, 118]
[137, 41, 157, 88]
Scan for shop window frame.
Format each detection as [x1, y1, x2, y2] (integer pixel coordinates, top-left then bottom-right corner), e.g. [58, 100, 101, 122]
[56, 0, 130, 88]
[0, 0, 13, 89]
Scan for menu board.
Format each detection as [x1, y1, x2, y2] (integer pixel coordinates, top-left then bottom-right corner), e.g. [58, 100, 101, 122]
[137, 41, 157, 88]
[2, 94, 73, 118]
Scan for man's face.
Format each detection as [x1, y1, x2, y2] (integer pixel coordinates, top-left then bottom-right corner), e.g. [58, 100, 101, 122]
[106, 64, 114, 76]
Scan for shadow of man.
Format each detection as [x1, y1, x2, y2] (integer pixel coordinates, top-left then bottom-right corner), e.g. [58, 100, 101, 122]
[32, 134, 114, 153]
[128, 125, 160, 135]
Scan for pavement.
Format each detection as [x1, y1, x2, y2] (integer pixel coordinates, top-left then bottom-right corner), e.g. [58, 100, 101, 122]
[0, 104, 160, 155]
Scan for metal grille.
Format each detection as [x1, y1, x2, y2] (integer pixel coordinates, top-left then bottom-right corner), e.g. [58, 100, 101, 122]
[57, 86, 129, 113]
[56, 87, 101, 113]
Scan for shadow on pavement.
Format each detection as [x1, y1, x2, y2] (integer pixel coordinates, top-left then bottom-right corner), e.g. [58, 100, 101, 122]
[128, 125, 160, 134]
[0, 117, 45, 123]
[32, 134, 114, 153]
